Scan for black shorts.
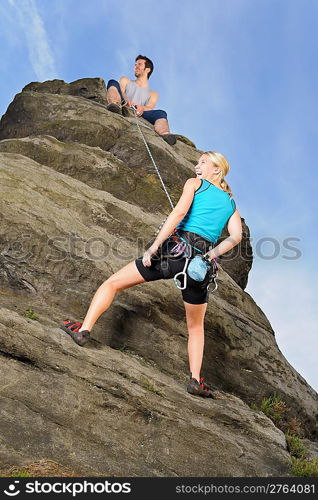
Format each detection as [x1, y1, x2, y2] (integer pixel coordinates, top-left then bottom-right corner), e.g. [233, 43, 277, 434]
[135, 251, 212, 305]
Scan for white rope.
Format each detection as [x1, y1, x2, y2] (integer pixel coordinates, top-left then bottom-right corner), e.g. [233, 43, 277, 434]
[131, 106, 175, 210]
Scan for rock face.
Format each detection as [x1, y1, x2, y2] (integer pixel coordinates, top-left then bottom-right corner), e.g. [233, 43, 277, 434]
[0, 78, 317, 477]
[23, 77, 108, 104]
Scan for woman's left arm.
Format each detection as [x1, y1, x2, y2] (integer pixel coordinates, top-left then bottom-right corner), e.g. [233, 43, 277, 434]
[142, 178, 199, 266]
[204, 210, 243, 261]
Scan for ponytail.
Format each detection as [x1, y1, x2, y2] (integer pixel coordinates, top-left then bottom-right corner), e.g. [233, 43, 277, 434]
[220, 178, 233, 197]
[205, 151, 233, 198]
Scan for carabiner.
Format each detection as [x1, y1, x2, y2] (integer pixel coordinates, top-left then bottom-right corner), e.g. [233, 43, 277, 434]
[173, 257, 189, 290]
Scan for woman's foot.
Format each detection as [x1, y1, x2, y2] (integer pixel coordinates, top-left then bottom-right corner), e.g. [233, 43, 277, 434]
[187, 373, 216, 398]
[60, 320, 91, 347]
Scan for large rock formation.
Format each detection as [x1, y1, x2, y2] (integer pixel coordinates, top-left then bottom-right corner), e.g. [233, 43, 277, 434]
[0, 78, 316, 477]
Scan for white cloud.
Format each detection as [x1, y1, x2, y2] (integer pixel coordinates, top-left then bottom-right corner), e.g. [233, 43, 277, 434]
[8, 0, 57, 81]
[116, 46, 140, 77]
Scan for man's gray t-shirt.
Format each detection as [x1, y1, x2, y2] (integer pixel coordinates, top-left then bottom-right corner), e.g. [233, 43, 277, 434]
[125, 80, 151, 106]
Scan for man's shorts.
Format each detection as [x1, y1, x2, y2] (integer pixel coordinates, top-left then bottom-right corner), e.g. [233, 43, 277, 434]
[135, 252, 212, 305]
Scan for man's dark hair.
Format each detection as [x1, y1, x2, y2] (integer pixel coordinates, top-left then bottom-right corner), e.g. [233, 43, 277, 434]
[135, 54, 154, 79]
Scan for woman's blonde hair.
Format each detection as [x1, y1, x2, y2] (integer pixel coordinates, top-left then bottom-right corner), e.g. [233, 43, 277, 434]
[204, 151, 233, 197]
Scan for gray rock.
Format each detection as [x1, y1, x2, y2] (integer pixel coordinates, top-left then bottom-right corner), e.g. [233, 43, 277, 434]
[23, 77, 108, 104]
[302, 439, 318, 460]
[0, 308, 290, 477]
[0, 78, 316, 477]
[0, 91, 125, 151]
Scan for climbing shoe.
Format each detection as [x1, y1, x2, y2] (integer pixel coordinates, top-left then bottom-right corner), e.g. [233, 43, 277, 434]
[187, 373, 216, 398]
[122, 104, 135, 117]
[106, 103, 123, 115]
[60, 320, 91, 346]
[162, 134, 176, 145]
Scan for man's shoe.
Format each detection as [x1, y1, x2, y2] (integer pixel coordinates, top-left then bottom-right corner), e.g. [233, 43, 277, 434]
[122, 104, 135, 117]
[161, 134, 176, 145]
[106, 103, 122, 115]
[60, 320, 91, 346]
[187, 373, 216, 398]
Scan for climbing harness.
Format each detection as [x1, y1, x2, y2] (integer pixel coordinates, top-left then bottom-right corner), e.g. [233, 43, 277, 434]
[130, 105, 218, 293]
[157, 230, 219, 293]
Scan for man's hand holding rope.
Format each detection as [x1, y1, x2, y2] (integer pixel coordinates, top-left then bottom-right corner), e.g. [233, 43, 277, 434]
[134, 103, 145, 116]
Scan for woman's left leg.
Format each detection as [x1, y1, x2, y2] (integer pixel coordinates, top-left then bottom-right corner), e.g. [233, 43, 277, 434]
[183, 301, 207, 381]
[79, 261, 145, 332]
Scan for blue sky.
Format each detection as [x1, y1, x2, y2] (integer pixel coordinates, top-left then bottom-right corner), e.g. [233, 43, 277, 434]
[0, 0, 317, 391]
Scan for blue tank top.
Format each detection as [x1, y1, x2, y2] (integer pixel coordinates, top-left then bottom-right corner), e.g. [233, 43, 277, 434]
[177, 179, 237, 243]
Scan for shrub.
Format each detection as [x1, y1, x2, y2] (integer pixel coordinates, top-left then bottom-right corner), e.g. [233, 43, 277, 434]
[285, 432, 307, 458]
[286, 417, 303, 437]
[260, 392, 291, 427]
[289, 457, 318, 477]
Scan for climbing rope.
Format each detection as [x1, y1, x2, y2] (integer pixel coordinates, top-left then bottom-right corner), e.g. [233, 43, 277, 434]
[131, 106, 174, 210]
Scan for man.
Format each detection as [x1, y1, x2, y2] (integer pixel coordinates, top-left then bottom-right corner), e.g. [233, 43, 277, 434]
[106, 55, 176, 146]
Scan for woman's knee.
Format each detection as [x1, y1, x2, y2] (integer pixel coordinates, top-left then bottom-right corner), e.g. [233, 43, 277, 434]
[104, 275, 121, 293]
[187, 325, 204, 336]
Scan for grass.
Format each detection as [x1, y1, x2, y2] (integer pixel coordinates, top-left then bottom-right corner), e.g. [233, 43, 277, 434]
[0, 459, 82, 477]
[249, 402, 258, 411]
[7, 471, 30, 477]
[175, 134, 196, 148]
[24, 308, 39, 320]
[140, 377, 162, 396]
[260, 392, 291, 427]
[285, 432, 307, 459]
[113, 344, 129, 352]
[253, 392, 318, 477]
[289, 457, 318, 477]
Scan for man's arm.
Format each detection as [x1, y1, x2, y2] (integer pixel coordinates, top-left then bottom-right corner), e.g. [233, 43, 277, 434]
[135, 90, 159, 115]
[143, 90, 159, 111]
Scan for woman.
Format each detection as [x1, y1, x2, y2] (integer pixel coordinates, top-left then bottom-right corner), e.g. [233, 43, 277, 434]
[61, 152, 242, 398]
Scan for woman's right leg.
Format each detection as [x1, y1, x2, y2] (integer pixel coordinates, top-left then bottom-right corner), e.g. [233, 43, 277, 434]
[79, 261, 145, 332]
[183, 301, 207, 381]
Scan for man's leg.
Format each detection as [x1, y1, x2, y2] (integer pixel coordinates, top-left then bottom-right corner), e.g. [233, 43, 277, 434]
[106, 87, 121, 104]
[142, 110, 176, 144]
[105, 79, 126, 115]
[78, 261, 145, 333]
[106, 79, 125, 104]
